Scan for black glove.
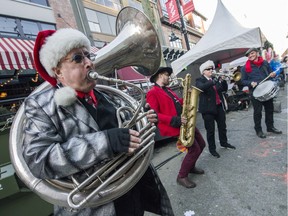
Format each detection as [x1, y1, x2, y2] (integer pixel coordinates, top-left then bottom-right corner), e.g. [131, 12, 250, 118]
[106, 128, 130, 154]
[143, 100, 150, 112]
[170, 116, 182, 128]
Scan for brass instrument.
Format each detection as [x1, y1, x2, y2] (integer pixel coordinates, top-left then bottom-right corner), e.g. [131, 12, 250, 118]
[212, 71, 241, 82]
[178, 74, 202, 147]
[9, 7, 160, 210]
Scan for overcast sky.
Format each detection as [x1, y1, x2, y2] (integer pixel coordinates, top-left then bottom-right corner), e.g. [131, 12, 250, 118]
[193, 0, 288, 56]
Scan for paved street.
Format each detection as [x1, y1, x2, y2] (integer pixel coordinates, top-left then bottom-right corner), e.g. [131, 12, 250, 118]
[146, 86, 287, 216]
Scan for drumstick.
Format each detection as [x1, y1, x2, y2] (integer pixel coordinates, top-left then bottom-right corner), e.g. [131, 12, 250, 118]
[258, 74, 271, 85]
[259, 64, 284, 86]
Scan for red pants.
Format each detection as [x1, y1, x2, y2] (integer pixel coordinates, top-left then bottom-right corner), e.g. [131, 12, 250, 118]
[178, 127, 206, 178]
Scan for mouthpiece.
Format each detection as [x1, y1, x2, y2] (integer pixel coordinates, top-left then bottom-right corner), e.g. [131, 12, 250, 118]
[87, 71, 100, 80]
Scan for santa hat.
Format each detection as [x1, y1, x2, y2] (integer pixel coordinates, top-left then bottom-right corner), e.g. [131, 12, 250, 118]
[33, 28, 91, 106]
[199, 60, 215, 74]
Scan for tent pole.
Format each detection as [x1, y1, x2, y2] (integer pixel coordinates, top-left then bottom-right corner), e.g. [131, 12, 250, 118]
[175, 0, 190, 50]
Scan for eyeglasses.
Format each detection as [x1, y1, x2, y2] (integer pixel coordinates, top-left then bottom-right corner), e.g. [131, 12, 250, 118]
[205, 68, 214, 71]
[63, 51, 96, 64]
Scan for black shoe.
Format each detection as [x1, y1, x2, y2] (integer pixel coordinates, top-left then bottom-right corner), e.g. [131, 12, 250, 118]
[220, 143, 236, 149]
[256, 131, 266, 138]
[210, 151, 220, 158]
[267, 127, 282, 134]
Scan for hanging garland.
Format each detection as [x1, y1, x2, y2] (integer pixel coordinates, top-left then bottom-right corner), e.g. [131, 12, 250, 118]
[0, 70, 21, 87]
[31, 71, 39, 82]
[0, 70, 40, 87]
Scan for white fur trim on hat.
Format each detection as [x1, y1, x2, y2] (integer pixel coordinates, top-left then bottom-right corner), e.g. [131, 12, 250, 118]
[199, 60, 215, 74]
[39, 28, 91, 78]
[54, 86, 77, 107]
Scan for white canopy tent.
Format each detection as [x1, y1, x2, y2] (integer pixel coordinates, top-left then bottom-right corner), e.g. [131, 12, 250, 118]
[171, 0, 266, 83]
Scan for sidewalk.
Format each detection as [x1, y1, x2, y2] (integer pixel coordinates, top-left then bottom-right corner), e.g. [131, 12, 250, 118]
[146, 85, 287, 216]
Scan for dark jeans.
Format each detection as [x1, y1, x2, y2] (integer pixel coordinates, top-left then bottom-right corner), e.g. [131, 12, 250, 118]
[251, 97, 274, 133]
[202, 104, 227, 153]
[178, 127, 206, 178]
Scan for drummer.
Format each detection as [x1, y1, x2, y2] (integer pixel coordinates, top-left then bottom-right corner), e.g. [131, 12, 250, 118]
[241, 47, 282, 138]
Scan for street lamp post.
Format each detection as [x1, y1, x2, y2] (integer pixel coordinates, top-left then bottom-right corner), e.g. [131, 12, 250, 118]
[175, 0, 190, 50]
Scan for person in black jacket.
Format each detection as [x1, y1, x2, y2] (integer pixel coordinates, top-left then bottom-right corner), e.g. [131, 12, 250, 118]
[241, 47, 282, 138]
[196, 60, 236, 158]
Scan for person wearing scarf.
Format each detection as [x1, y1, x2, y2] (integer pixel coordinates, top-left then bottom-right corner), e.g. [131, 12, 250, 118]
[240, 47, 282, 139]
[22, 28, 174, 216]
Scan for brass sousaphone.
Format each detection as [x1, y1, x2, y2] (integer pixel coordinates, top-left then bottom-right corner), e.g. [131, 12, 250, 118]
[9, 7, 161, 209]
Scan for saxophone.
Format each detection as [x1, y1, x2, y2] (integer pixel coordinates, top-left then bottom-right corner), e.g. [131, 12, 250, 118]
[178, 74, 202, 147]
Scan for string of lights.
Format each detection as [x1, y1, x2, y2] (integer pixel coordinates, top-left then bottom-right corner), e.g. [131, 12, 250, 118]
[0, 70, 21, 87]
[0, 70, 39, 87]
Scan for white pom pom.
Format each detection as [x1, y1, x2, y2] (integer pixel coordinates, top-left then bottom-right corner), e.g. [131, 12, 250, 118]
[54, 86, 77, 106]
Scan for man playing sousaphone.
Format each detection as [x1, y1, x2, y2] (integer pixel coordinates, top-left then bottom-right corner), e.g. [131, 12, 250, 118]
[241, 47, 282, 138]
[21, 28, 174, 216]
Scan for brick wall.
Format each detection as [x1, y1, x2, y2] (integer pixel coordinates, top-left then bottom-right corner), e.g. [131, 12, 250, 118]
[48, 0, 77, 29]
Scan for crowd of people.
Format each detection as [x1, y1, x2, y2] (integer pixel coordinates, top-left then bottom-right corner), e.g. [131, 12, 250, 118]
[18, 26, 284, 215]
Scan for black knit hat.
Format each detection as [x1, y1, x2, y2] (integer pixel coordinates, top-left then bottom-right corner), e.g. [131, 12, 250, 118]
[150, 67, 173, 83]
[245, 47, 259, 56]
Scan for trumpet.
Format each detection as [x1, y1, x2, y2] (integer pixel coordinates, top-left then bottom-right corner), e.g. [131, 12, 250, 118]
[212, 71, 241, 82]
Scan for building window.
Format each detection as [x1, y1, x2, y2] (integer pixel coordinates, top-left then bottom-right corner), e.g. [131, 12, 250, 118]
[0, 17, 19, 37]
[85, 8, 116, 36]
[21, 0, 49, 7]
[127, 0, 143, 11]
[169, 37, 183, 49]
[193, 14, 203, 32]
[189, 42, 196, 49]
[40, 23, 56, 31]
[0, 16, 55, 39]
[93, 0, 121, 11]
[21, 20, 39, 39]
[94, 40, 107, 49]
[159, 0, 168, 15]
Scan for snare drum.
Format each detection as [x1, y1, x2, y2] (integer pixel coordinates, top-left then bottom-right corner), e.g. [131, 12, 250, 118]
[253, 80, 279, 102]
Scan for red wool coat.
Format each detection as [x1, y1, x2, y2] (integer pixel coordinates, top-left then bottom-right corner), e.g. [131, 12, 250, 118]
[146, 85, 183, 137]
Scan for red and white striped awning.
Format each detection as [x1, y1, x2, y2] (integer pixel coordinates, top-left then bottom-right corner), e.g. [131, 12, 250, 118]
[90, 46, 99, 54]
[0, 38, 35, 70]
[0, 37, 100, 71]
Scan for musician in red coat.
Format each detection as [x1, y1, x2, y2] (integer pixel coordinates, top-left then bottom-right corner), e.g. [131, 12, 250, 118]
[147, 67, 206, 189]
